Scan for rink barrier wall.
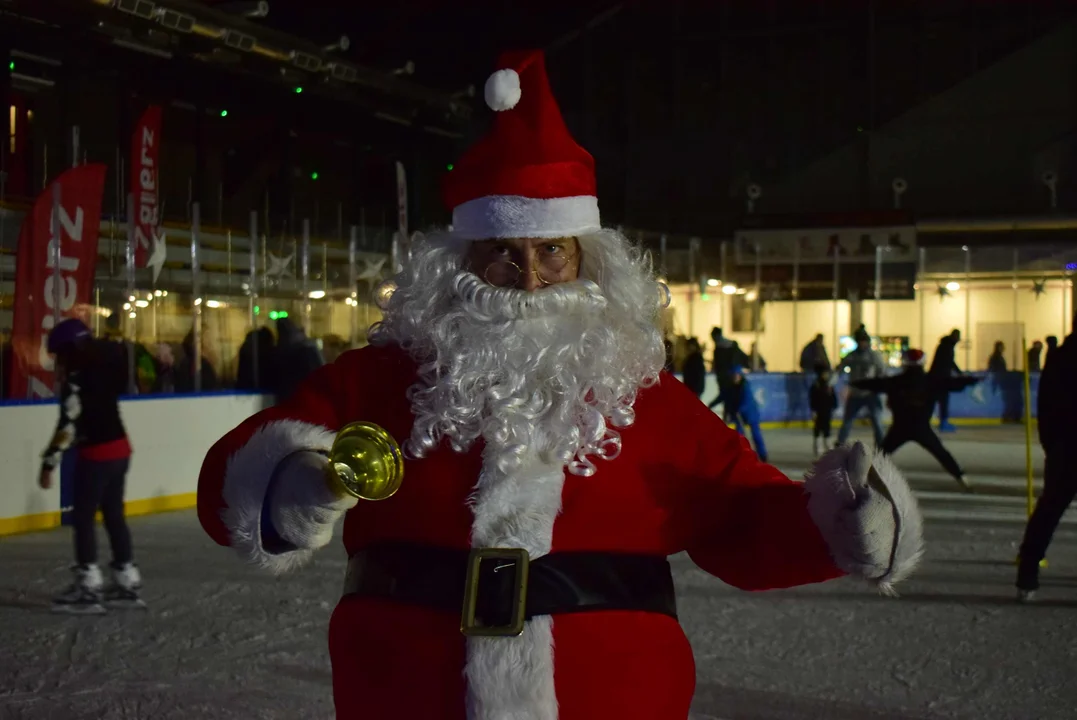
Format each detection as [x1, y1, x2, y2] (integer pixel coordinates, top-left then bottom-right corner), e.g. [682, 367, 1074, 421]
[0, 371, 1040, 536]
[0, 393, 270, 537]
[680, 370, 1039, 428]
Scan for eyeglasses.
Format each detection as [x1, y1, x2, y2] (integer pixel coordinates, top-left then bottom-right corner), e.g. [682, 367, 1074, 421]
[480, 247, 578, 288]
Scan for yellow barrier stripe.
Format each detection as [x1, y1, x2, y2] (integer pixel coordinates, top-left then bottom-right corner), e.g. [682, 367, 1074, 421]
[0, 492, 198, 537]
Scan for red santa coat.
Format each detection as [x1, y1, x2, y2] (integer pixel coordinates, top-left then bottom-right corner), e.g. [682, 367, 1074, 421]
[198, 343, 844, 720]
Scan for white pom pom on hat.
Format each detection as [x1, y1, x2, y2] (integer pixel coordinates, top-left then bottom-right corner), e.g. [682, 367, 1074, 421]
[484, 68, 521, 112]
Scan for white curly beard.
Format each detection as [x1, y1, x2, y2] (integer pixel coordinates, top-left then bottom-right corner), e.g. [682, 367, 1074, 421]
[368, 229, 668, 478]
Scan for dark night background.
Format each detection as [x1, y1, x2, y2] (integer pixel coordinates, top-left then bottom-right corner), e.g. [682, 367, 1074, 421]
[3, 0, 1077, 246]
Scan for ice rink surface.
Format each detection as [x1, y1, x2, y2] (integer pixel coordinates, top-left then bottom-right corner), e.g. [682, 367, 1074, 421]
[3, 426, 1077, 720]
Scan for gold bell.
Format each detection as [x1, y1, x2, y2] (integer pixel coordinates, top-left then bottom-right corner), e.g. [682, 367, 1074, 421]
[324, 422, 404, 501]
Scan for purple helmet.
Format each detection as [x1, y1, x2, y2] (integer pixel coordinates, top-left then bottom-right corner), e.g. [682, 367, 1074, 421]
[47, 317, 92, 354]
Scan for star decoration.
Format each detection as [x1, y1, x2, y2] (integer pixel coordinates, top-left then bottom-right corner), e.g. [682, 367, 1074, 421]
[358, 257, 387, 281]
[146, 230, 168, 285]
[266, 252, 295, 278]
[1032, 279, 1048, 299]
[936, 284, 951, 300]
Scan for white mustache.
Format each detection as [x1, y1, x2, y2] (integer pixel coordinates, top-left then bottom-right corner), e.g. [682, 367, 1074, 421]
[450, 272, 608, 322]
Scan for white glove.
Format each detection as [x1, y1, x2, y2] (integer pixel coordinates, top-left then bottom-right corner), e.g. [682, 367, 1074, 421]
[268, 451, 358, 551]
[805, 442, 923, 593]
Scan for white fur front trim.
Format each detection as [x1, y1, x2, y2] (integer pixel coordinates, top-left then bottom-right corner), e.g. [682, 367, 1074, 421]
[804, 446, 924, 596]
[465, 446, 566, 720]
[451, 194, 600, 241]
[221, 419, 337, 575]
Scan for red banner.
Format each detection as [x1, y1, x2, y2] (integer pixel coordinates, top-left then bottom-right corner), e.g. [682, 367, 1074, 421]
[131, 105, 162, 271]
[9, 164, 107, 400]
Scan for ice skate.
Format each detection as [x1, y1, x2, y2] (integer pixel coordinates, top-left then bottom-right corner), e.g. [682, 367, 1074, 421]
[1016, 589, 1037, 603]
[104, 562, 147, 610]
[956, 474, 973, 493]
[52, 564, 106, 615]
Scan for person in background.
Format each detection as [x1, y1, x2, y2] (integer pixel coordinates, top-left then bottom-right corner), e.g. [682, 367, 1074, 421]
[39, 318, 143, 614]
[1044, 336, 1059, 369]
[707, 327, 741, 421]
[716, 364, 768, 462]
[681, 337, 706, 399]
[174, 330, 219, 393]
[101, 312, 156, 395]
[321, 334, 349, 365]
[930, 329, 962, 432]
[1027, 340, 1044, 373]
[835, 326, 887, 448]
[236, 327, 277, 392]
[749, 341, 767, 372]
[1016, 321, 1077, 601]
[799, 334, 830, 374]
[153, 343, 176, 394]
[853, 348, 977, 492]
[987, 341, 1007, 374]
[272, 317, 325, 403]
[809, 365, 837, 457]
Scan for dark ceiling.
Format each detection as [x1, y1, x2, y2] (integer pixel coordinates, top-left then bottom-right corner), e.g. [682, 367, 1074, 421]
[196, 0, 626, 93]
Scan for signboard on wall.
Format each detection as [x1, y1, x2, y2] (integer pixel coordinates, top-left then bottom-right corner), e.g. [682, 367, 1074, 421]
[731, 212, 919, 300]
[734, 226, 917, 266]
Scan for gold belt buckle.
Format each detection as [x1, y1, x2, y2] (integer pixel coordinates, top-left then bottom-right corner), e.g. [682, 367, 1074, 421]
[460, 547, 530, 637]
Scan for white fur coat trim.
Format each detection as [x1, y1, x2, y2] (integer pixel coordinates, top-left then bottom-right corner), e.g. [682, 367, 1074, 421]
[804, 446, 923, 596]
[464, 444, 566, 720]
[451, 194, 600, 241]
[221, 419, 337, 574]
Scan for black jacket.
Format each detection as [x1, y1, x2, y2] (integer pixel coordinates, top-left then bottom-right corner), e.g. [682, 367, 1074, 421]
[682, 351, 706, 397]
[274, 319, 325, 402]
[809, 380, 837, 417]
[853, 366, 978, 427]
[930, 337, 961, 375]
[1038, 333, 1076, 453]
[42, 339, 129, 469]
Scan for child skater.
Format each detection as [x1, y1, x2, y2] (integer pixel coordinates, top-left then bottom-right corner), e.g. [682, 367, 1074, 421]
[716, 365, 768, 462]
[39, 318, 144, 614]
[809, 364, 837, 456]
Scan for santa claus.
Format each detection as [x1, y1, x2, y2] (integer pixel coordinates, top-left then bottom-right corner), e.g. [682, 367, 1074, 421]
[198, 50, 922, 720]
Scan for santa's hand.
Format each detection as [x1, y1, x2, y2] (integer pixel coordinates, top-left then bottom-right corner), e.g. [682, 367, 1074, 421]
[267, 451, 358, 551]
[804, 442, 923, 594]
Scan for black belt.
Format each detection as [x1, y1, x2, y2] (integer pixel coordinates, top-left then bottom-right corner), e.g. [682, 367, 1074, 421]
[342, 543, 677, 637]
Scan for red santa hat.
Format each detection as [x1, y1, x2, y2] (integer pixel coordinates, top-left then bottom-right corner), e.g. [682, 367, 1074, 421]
[902, 348, 926, 367]
[441, 50, 600, 240]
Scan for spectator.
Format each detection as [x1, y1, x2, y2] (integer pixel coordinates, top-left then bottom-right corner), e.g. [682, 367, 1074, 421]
[799, 334, 830, 374]
[1027, 340, 1043, 373]
[809, 365, 837, 457]
[174, 330, 219, 393]
[681, 337, 706, 399]
[236, 327, 276, 392]
[273, 318, 324, 402]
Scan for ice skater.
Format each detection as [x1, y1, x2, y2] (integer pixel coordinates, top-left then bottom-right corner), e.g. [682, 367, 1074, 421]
[930, 329, 963, 432]
[1016, 321, 1076, 601]
[851, 348, 976, 492]
[809, 365, 837, 456]
[835, 326, 887, 448]
[39, 318, 144, 614]
[716, 364, 768, 462]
